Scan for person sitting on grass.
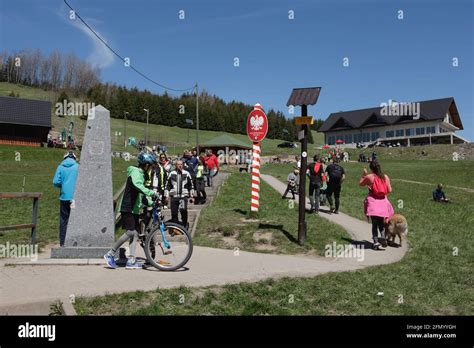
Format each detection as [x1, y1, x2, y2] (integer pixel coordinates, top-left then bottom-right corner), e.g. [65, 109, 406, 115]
[282, 167, 299, 200]
[432, 184, 450, 203]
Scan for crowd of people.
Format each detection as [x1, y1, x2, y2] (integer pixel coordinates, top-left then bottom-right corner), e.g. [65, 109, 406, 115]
[52, 147, 220, 269]
[282, 154, 393, 250]
[104, 148, 220, 268]
[283, 155, 345, 215]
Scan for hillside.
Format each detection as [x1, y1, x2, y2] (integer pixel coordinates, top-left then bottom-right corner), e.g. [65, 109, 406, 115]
[1, 82, 326, 156]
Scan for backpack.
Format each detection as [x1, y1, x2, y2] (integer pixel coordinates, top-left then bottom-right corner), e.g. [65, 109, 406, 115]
[329, 164, 343, 180]
[371, 175, 388, 198]
[313, 163, 321, 174]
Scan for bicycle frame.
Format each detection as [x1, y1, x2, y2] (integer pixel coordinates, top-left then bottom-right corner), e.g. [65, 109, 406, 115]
[152, 205, 171, 250]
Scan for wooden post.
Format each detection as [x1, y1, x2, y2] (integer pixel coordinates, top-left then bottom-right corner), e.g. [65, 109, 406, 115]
[31, 197, 39, 245]
[298, 105, 308, 245]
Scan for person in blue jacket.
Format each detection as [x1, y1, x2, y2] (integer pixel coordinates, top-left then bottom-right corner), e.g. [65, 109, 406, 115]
[53, 151, 79, 247]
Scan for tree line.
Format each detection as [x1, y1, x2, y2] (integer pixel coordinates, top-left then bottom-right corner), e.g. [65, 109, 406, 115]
[0, 49, 100, 96]
[86, 83, 304, 142]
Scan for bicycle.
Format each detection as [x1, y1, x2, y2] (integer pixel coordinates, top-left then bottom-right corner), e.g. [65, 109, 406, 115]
[138, 198, 193, 271]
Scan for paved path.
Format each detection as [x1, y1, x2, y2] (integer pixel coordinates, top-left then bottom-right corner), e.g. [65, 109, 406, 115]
[0, 173, 407, 314]
[260, 174, 408, 267]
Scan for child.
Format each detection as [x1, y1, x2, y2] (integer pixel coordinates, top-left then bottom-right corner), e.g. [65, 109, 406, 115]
[320, 172, 328, 206]
[282, 167, 299, 200]
[195, 158, 207, 204]
[432, 184, 450, 203]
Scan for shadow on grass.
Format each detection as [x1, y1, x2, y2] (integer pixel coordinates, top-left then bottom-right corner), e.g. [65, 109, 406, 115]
[233, 208, 247, 216]
[258, 223, 299, 244]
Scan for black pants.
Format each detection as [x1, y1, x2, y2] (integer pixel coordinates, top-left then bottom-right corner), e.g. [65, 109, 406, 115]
[170, 197, 188, 227]
[326, 182, 341, 211]
[59, 200, 71, 247]
[283, 184, 296, 199]
[196, 178, 207, 202]
[371, 216, 385, 244]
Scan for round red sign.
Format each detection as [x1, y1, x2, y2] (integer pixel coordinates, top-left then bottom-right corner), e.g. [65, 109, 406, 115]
[246, 103, 268, 142]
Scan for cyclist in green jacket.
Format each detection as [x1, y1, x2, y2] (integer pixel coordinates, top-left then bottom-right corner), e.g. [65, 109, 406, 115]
[104, 152, 158, 269]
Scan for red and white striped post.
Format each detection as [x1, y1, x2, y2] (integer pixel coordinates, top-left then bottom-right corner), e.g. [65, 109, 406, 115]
[246, 103, 268, 213]
[250, 142, 261, 212]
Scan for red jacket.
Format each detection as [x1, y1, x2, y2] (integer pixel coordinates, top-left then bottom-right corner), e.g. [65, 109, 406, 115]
[204, 154, 219, 170]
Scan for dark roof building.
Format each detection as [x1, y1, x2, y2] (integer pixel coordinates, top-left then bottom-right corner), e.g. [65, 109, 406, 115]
[319, 97, 468, 147]
[0, 96, 52, 146]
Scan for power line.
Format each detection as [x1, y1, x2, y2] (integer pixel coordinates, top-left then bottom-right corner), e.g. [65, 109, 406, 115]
[63, 0, 196, 93]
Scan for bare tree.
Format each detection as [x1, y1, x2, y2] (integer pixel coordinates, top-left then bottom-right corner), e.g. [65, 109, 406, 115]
[62, 53, 77, 91]
[39, 55, 52, 89]
[49, 50, 62, 90]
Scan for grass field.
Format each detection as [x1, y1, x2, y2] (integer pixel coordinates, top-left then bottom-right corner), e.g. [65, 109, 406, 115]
[193, 172, 348, 255]
[0, 145, 131, 249]
[75, 158, 473, 315]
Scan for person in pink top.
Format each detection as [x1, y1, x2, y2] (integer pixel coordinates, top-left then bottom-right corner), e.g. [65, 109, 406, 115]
[359, 160, 394, 250]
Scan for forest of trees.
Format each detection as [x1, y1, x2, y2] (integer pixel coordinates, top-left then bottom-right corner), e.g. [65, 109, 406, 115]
[0, 49, 100, 96]
[85, 83, 302, 141]
[0, 48, 315, 142]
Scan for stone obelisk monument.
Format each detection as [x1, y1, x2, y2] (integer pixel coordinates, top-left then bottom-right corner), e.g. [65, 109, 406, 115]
[51, 105, 115, 258]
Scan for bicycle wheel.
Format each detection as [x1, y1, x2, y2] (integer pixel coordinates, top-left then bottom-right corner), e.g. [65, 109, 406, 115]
[144, 222, 193, 271]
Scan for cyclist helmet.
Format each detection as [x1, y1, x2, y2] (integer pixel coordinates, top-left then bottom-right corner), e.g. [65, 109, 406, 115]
[137, 152, 156, 166]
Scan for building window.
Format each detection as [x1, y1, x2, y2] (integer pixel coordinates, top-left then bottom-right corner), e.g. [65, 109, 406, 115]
[386, 130, 394, 138]
[362, 133, 371, 142]
[371, 132, 380, 141]
[416, 127, 425, 135]
[406, 128, 414, 136]
[427, 126, 436, 134]
[354, 133, 362, 143]
[328, 136, 335, 145]
[395, 129, 404, 137]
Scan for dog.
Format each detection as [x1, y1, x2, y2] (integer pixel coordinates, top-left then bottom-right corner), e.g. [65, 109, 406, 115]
[385, 214, 408, 247]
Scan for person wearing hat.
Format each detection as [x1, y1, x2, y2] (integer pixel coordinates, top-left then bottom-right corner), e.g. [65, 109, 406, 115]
[282, 166, 300, 200]
[53, 151, 79, 247]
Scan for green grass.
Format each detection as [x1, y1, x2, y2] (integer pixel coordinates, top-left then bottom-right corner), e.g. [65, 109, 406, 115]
[193, 172, 349, 255]
[75, 158, 473, 315]
[0, 82, 59, 102]
[0, 145, 132, 250]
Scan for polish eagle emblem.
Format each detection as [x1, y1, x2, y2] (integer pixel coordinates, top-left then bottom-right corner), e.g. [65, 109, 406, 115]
[250, 114, 264, 131]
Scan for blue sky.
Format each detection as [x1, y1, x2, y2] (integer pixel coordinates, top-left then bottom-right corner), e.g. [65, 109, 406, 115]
[1, 0, 473, 139]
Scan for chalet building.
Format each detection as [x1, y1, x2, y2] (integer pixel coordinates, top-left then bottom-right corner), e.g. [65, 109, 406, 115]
[319, 97, 468, 147]
[0, 96, 52, 146]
